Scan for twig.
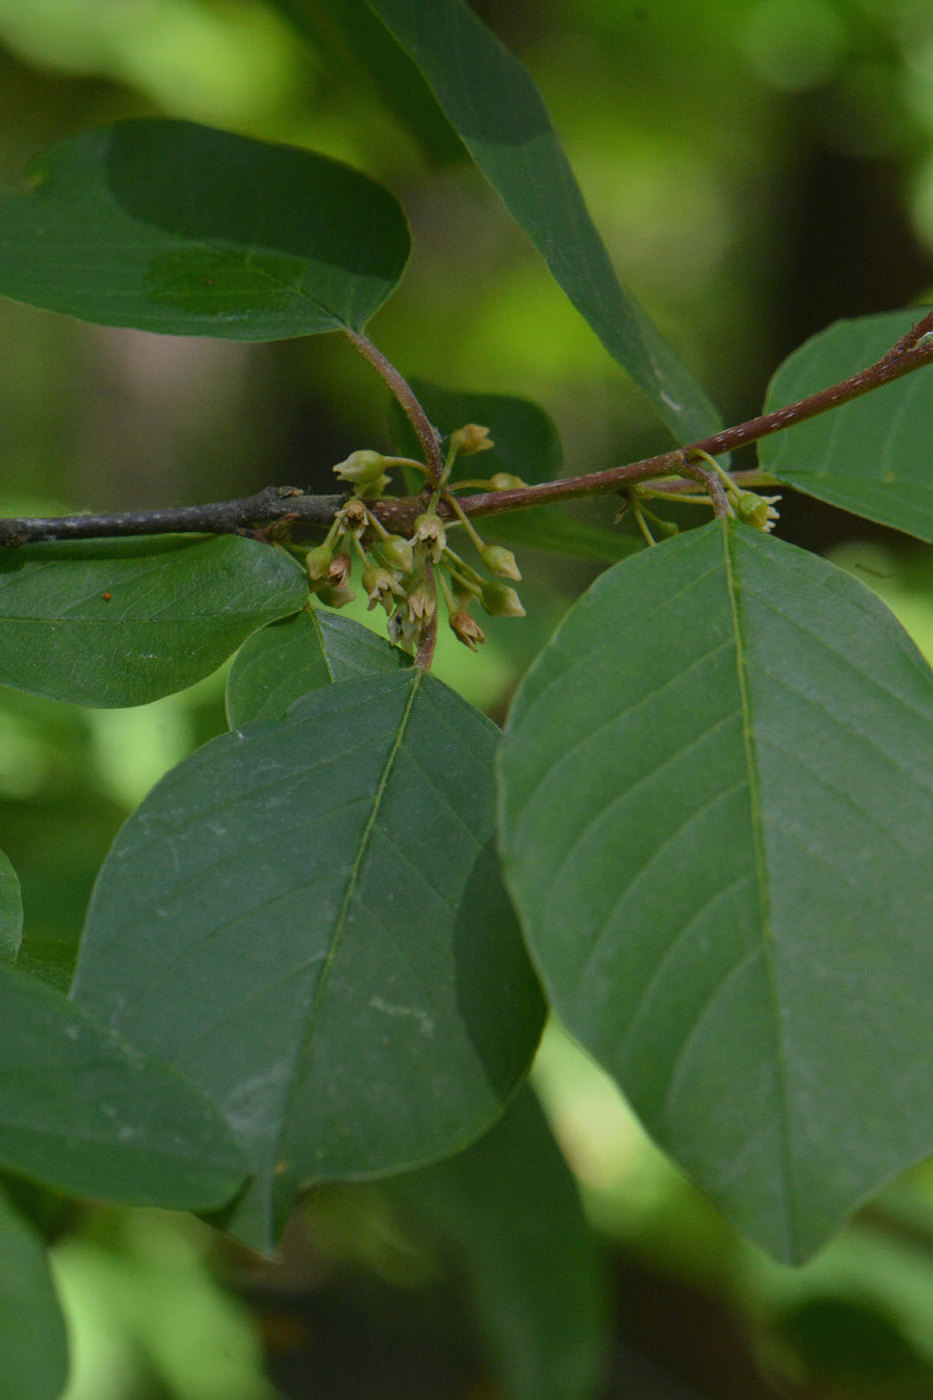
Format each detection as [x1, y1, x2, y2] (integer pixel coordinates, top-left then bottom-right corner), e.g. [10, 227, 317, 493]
[344, 330, 443, 484]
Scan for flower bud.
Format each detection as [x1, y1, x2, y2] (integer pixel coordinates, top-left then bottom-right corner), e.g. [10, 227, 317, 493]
[305, 544, 333, 581]
[450, 423, 494, 456]
[318, 585, 356, 609]
[449, 610, 486, 650]
[379, 534, 414, 574]
[480, 581, 526, 618]
[480, 543, 522, 581]
[332, 449, 389, 486]
[488, 472, 526, 491]
[328, 553, 351, 588]
[735, 491, 781, 532]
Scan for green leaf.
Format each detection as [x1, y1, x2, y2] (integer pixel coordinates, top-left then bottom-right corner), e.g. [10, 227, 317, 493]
[391, 380, 637, 562]
[759, 309, 933, 541]
[225, 607, 409, 726]
[72, 671, 545, 1250]
[0, 962, 246, 1208]
[0, 119, 410, 338]
[362, 0, 721, 442]
[0, 850, 22, 963]
[0, 1184, 68, 1400]
[391, 1086, 607, 1400]
[499, 521, 933, 1263]
[274, 0, 464, 166]
[0, 534, 307, 707]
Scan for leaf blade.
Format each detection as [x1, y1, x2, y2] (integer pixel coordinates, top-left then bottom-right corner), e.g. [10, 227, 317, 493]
[499, 521, 933, 1261]
[362, 0, 721, 442]
[0, 964, 246, 1209]
[0, 119, 410, 338]
[0, 534, 307, 706]
[759, 308, 933, 540]
[0, 1185, 68, 1400]
[73, 671, 544, 1248]
[0, 850, 23, 963]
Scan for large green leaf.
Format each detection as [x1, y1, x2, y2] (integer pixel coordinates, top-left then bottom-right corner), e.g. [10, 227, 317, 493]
[0, 962, 245, 1208]
[499, 521, 933, 1263]
[759, 309, 933, 541]
[0, 849, 22, 963]
[225, 607, 409, 726]
[73, 671, 544, 1250]
[0, 119, 410, 338]
[0, 1185, 68, 1400]
[391, 380, 638, 562]
[391, 1086, 607, 1400]
[362, 0, 721, 443]
[0, 534, 307, 706]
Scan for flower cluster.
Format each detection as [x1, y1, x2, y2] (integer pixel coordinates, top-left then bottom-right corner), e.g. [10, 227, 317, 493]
[303, 436, 527, 656]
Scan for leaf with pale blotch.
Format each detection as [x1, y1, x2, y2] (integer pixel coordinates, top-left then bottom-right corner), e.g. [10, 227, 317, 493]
[760, 308, 933, 541]
[0, 119, 409, 338]
[73, 671, 544, 1250]
[362, 0, 721, 442]
[225, 608, 409, 726]
[0, 1185, 68, 1400]
[0, 534, 307, 706]
[0, 963, 246, 1209]
[500, 521, 933, 1262]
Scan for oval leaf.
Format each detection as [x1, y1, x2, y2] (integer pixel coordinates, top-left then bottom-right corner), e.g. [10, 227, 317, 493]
[0, 119, 410, 338]
[759, 308, 933, 541]
[500, 521, 933, 1263]
[225, 607, 409, 726]
[0, 851, 22, 963]
[0, 1185, 68, 1400]
[391, 1086, 608, 1400]
[362, 0, 721, 442]
[0, 963, 246, 1208]
[73, 671, 545, 1250]
[0, 534, 307, 706]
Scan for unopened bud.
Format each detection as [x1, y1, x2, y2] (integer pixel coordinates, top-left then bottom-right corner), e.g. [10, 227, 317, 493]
[328, 553, 351, 588]
[449, 610, 486, 650]
[480, 581, 526, 618]
[379, 534, 414, 574]
[318, 585, 356, 609]
[735, 491, 781, 532]
[305, 544, 333, 581]
[488, 472, 526, 491]
[480, 544, 522, 581]
[450, 423, 494, 456]
[333, 449, 389, 486]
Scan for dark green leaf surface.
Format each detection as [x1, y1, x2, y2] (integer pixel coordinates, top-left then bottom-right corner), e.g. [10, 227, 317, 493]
[0, 534, 307, 706]
[392, 380, 637, 561]
[500, 521, 933, 1262]
[225, 608, 409, 726]
[0, 963, 245, 1208]
[0, 119, 410, 338]
[760, 309, 933, 541]
[0, 1185, 68, 1400]
[73, 671, 544, 1249]
[363, 0, 721, 443]
[0, 850, 22, 962]
[275, 0, 464, 165]
[392, 1087, 607, 1400]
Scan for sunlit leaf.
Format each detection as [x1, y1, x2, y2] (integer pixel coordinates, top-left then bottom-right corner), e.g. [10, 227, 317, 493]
[0, 963, 246, 1208]
[760, 309, 933, 541]
[0, 534, 307, 706]
[392, 1086, 608, 1400]
[73, 671, 544, 1250]
[225, 608, 409, 726]
[0, 119, 410, 338]
[0, 1184, 68, 1400]
[362, 0, 721, 442]
[500, 521, 933, 1262]
[0, 850, 22, 963]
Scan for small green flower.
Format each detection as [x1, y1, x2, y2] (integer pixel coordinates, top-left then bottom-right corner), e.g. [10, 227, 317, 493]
[332, 449, 390, 486]
[735, 491, 781, 532]
[480, 543, 522, 581]
[480, 581, 526, 618]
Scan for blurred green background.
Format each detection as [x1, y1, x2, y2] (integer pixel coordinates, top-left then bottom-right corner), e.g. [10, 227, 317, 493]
[3, 1, 933, 1396]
